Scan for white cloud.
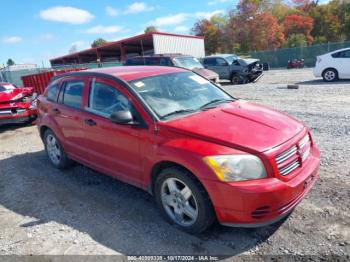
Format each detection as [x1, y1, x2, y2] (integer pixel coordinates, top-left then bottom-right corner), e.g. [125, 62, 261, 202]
[40, 6, 94, 24]
[195, 10, 224, 20]
[106, 6, 119, 16]
[148, 13, 189, 27]
[174, 26, 189, 33]
[84, 25, 124, 34]
[2, 36, 22, 44]
[208, 0, 229, 5]
[70, 41, 89, 51]
[123, 2, 155, 14]
[40, 33, 55, 41]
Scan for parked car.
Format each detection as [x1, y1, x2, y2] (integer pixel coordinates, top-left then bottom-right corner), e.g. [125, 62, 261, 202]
[287, 59, 304, 69]
[125, 54, 219, 83]
[202, 54, 264, 84]
[314, 48, 350, 82]
[37, 66, 320, 233]
[0, 82, 37, 125]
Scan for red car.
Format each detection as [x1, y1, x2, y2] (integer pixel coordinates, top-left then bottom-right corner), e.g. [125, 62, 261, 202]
[36, 66, 320, 233]
[0, 82, 37, 125]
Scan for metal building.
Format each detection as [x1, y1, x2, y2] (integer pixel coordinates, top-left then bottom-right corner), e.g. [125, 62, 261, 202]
[50, 32, 205, 67]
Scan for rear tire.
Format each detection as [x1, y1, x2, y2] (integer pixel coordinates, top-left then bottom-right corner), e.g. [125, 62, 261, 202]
[43, 129, 72, 169]
[322, 68, 338, 82]
[154, 167, 215, 234]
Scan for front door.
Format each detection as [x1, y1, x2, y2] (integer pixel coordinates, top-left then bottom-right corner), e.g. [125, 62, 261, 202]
[80, 77, 145, 186]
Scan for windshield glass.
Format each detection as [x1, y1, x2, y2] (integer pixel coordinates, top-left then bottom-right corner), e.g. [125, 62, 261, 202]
[0, 84, 17, 92]
[225, 55, 240, 64]
[172, 57, 204, 70]
[129, 72, 233, 120]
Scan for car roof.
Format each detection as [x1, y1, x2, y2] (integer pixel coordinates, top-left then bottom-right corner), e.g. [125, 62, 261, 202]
[85, 66, 188, 82]
[127, 54, 192, 59]
[204, 54, 237, 59]
[328, 47, 350, 54]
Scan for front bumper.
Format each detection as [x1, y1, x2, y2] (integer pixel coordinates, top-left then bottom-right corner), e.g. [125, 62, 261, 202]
[0, 108, 37, 125]
[202, 147, 320, 227]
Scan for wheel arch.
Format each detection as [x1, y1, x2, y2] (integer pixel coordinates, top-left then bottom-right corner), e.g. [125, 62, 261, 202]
[322, 67, 338, 76]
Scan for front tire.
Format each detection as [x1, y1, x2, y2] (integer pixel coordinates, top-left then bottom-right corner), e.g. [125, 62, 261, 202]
[154, 167, 215, 234]
[43, 129, 72, 169]
[322, 68, 338, 82]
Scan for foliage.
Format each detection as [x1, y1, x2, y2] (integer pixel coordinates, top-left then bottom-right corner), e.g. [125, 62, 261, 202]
[144, 26, 158, 33]
[190, 0, 349, 54]
[91, 38, 108, 48]
[7, 59, 15, 66]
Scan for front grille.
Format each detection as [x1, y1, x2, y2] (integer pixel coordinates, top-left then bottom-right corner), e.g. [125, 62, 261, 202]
[275, 134, 311, 176]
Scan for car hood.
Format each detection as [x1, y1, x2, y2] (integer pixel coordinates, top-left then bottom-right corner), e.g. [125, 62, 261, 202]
[238, 58, 260, 66]
[160, 100, 304, 153]
[0, 87, 32, 103]
[192, 68, 219, 80]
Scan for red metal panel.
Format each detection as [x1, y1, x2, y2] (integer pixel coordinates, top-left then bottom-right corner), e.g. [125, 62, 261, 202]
[21, 68, 85, 94]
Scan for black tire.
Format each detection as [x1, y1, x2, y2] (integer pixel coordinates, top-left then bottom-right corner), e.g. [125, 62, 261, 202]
[43, 129, 72, 169]
[322, 68, 338, 82]
[231, 74, 245, 85]
[154, 167, 215, 234]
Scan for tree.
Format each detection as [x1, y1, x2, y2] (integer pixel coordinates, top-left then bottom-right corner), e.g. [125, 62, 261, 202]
[7, 59, 15, 66]
[284, 33, 307, 47]
[144, 26, 158, 33]
[192, 19, 222, 54]
[91, 38, 108, 48]
[284, 14, 314, 44]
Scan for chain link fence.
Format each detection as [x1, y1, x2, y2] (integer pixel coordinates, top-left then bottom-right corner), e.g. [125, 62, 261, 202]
[250, 41, 350, 69]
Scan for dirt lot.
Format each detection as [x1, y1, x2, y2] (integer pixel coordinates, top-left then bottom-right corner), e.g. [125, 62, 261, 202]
[0, 68, 349, 258]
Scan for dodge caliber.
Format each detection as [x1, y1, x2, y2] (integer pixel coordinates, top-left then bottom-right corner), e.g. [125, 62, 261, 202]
[36, 66, 320, 233]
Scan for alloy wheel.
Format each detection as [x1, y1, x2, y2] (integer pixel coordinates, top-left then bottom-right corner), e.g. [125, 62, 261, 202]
[46, 134, 61, 165]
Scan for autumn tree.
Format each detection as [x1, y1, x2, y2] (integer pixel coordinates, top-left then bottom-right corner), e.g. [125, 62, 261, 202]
[91, 38, 108, 48]
[284, 14, 314, 44]
[192, 18, 222, 54]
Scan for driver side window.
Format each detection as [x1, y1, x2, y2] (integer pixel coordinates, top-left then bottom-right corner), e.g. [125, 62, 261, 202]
[88, 79, 131, 117]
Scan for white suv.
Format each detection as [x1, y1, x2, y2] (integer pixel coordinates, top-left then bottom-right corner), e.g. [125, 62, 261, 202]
[314, 48, 350, 82]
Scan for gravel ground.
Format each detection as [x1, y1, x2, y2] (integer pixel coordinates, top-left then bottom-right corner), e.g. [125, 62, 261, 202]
[0, 68, 349, 259]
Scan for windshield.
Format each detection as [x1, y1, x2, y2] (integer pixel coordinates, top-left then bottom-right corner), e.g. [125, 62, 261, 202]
[129, 72, 233, 120]
[172, 57, 204, 70]
[225, 55, 240, 64]
[0, 84, 17, 92]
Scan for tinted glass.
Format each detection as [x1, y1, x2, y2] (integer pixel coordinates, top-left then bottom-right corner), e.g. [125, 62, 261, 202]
[89, 80, 131, 117]
[203, 58, 215, 66]
[126, 57, 144, 65]
[47, 83, 59, 102]
[216, 58, 228, 66]
[173, 57, 204, 69]
[61, 81, 84, 109]
[160, 58, 171, 66]
[145, 58, 160, 65]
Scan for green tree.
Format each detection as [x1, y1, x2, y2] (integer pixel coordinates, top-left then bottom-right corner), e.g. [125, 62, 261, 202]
[91, 38, 108, 48]
[7, 58, 15, 66]
[284, 34, 308, 47]
[144, 26, 158, 33]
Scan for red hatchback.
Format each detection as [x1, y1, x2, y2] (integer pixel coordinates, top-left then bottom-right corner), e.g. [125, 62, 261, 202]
[37, 66, 320, 233]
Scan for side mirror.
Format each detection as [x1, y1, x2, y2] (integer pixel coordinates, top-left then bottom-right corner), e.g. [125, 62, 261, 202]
[110, 110, 133, 124]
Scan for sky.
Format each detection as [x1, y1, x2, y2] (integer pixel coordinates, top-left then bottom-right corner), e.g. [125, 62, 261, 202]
[0, 0, 239, 67]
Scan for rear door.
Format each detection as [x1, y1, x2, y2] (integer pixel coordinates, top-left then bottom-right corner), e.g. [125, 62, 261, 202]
[332, 49, 350, 78]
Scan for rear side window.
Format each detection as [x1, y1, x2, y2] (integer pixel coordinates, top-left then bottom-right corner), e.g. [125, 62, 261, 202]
[60, 81, 84, 109]
[47, 83, 59, 102]
[145, 58, 160, 65]
[125, 57, 144, 65]
[332, 50, 350, 58]
[160, 58, 171, 66]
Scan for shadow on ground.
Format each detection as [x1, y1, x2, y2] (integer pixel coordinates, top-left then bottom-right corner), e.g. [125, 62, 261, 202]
[0, 151, 283, 256]
[296, 79, 350, 85]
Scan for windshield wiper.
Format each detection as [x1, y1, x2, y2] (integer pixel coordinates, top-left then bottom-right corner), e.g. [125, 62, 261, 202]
[160, 109, 196, 119]
[200, 99, 234, 110]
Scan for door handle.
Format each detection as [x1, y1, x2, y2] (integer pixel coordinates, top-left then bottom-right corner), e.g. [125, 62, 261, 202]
[52, 108, 60, 114]
[84, 119, 97, 126]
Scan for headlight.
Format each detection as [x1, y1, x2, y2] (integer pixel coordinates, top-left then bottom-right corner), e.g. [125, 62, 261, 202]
[203, 155, 267, 182]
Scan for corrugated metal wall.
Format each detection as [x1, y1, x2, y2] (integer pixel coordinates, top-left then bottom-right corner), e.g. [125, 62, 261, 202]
[152, 34, 205, 58]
